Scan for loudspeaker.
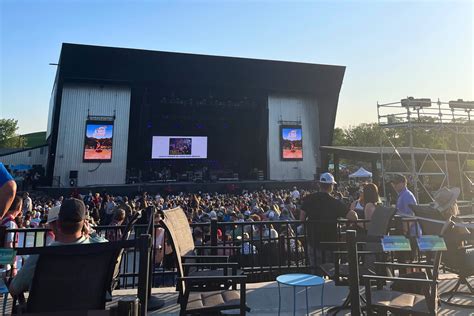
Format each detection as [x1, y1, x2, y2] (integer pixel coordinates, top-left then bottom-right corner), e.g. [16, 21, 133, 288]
[69, 170, 78, 179]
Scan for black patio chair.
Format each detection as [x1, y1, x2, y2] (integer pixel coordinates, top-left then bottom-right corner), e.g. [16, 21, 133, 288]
[13, 240, 134, 314]
[162, 207, 243, 288]
[411, 205, 474, 307]
[319, 206, 397, 284]
[108, 211, 142, 297]
[362, 219, 454, 315]
[161, 207, 249, 315]
[318, 206, 397, 314]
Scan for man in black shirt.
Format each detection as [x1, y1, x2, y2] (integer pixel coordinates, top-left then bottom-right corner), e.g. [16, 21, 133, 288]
[300, 172, 348, 272]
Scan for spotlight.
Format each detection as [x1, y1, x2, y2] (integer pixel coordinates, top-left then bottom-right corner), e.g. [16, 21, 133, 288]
[449, 99, 474, 110]
[401, 97, 432, 109]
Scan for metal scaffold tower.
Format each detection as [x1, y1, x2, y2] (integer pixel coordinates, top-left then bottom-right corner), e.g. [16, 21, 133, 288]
[377, 97, 474, 204]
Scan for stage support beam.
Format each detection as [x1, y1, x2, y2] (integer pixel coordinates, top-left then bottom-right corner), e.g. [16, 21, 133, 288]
[333, 154, 340, 184]
[371, 160, 378, 187]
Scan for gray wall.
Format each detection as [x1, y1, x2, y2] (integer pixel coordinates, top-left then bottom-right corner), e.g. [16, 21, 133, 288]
[53, 84, 131, 187]
[46, 82, 57, 139]
[0, 146, 48, 167]
[268, 94, 320, 180]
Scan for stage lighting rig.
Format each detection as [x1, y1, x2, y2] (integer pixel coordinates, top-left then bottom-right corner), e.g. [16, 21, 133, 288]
[448, 99, 474, 110]
[449, 99, 474, 121]
[401, 97, 432, 109]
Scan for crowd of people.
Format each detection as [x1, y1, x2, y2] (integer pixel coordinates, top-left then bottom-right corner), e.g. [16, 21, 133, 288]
[1, 161, 472, 297]
[0, 181, 374, 231]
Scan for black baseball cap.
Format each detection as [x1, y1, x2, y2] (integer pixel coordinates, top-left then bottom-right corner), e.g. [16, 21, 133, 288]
[59, 198, 86, 222]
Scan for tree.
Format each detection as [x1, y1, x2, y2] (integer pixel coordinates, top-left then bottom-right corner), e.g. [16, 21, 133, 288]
[0, 119, 27, 148]
[332, 128, 347, 146]
[334, 121, 459, 150]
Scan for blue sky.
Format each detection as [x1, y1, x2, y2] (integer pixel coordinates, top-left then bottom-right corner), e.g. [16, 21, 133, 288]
[1, 0, 472, 135]
[86, 124, 113, 139]
[282, 128, 302, 141]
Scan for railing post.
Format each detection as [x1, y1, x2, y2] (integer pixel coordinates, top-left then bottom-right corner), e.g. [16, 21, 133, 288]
[210, 218, 218, 256]
[117, 297, 140, 316]
[347, 230, 361, 316]
[145, 206, 165, 311]
[137, 234, 151, 316]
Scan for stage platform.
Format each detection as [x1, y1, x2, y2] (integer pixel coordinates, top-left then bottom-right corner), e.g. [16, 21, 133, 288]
[38, 179, 317, 196]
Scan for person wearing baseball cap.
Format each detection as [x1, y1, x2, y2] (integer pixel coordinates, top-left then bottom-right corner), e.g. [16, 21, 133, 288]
[10, 198, 107, 296]
[300, 172, 348, 273]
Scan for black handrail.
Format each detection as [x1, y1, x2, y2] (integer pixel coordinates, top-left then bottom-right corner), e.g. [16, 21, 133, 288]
[5, 215, 440, 289]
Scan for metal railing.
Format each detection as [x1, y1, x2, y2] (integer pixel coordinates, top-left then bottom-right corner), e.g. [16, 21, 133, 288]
[7, 214, 461, 289]
[5, 219, 313, 288]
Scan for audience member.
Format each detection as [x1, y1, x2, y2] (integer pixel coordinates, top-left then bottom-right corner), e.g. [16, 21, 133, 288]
[300, 172, 348, 271]
[9, 198, 107, 296]
[0, 162, 16, 219]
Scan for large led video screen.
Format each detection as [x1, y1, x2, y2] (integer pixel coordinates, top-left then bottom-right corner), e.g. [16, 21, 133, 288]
[280, 125, 303, 160]
[152, 136, 208, 159]
[83, 121, 114, 162]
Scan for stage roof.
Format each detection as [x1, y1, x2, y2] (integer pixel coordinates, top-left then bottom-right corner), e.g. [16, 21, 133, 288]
[320, 146, 474, 161]
[57, 43, 345, 96]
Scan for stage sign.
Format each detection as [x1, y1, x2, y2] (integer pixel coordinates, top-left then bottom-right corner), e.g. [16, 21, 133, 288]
[417, 235, 447, 252]
[83, 121, 114, 162]
[381, 235, 411, 252]
[280, 125, 303, 161]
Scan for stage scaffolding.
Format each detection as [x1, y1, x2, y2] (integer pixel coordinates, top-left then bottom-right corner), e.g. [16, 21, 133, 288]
[377, 98, 474, 203]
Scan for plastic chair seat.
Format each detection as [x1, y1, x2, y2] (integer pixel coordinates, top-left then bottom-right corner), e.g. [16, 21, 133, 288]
[186, 289, 241, 312]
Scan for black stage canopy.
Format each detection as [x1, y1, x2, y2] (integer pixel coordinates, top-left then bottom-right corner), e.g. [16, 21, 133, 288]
[47, 43, 345, 182]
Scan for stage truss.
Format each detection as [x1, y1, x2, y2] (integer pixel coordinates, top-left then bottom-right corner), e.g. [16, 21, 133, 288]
[377, 98, 474, 203]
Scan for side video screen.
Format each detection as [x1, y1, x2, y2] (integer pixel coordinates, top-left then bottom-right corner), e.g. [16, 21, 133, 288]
[83, 121, 114, 162]
[280, 126, 303, 160]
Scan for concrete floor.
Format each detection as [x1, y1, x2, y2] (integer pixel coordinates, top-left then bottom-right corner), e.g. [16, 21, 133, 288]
[104, 275, 473, 315]
[3, 275, 473, 315]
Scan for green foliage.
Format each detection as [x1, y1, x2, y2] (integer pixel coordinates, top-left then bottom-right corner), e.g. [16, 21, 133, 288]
[334, 122, 468, 151]
[332, 128, 346, 146]
[0, 119, 27, 148]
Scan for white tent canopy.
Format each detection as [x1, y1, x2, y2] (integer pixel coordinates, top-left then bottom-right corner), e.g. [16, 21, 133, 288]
[349, 167, 372, 178]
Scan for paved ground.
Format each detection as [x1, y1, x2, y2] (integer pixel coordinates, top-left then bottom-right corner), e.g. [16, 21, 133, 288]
[4, 275, 473, 315]
[108, 275, 473, 316]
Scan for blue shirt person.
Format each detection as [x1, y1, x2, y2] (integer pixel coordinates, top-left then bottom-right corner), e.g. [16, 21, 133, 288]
[391, 174, 421, 236]
[0, 162, 16, 218]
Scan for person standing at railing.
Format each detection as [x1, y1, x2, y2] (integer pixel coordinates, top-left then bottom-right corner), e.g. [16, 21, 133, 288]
[390, 174, 421, 236]
[0, 162, 16, 219]
[21, 192, 32, 217]
[1, 196, 22, 276]
[300, 172, 348, 272]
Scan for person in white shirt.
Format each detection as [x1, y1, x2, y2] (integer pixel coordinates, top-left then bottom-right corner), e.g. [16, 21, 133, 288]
[2, 196, 23, 275]
[104, 195, 116, 224]
[22, 192, 32, 216]
[290, 187, 300, 200]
